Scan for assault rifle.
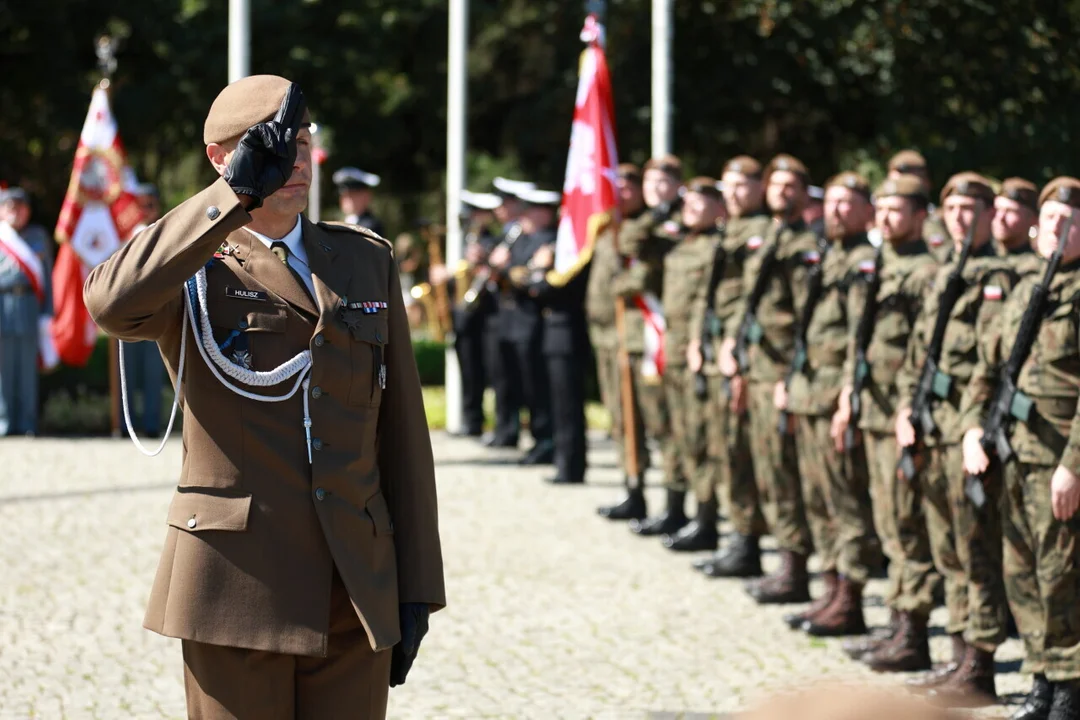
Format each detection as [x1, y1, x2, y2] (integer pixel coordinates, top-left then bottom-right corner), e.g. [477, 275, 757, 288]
[897, 209, 982, 481]
[846, 247, 884, 450]
[965, 215, 1073, 508]
[696, 239, 728, 400]
[778, 234, 830, 434]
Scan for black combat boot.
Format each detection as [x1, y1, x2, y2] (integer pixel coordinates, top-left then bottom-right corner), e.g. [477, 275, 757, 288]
[1011, 674, 1053, 720]
[745, 550, 811, 604]
[629, 489, 688, 537]
[700, 533, 763, 578]
[597, 480, 647, 521]
[662, 497, 718, 551]
[783, 570, 837, 629]
[1050, 680, 1080, 720]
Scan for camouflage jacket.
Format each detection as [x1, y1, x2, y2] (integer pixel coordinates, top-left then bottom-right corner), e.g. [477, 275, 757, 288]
[787, 232, 877, 416]
[923, 209, 952, 264]
[725, 219, 819, 384]
[608, 210, 677, 354]
[958, 258, 1080, 468]
[897, 243, 1020, 446]
[662, 227, 723, 369]
[856, 240, 937, 434]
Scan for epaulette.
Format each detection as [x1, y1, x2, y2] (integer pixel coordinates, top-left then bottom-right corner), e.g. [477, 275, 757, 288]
[317, 221, 394, 255]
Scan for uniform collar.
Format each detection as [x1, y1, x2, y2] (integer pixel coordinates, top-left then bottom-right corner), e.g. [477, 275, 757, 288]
[890, 237, 929, 257]
[246, 215, 304, 260]
[1005, 243, 1034, 256]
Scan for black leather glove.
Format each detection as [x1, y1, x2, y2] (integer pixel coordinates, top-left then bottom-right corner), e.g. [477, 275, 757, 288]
[389, 602, 430, 687]
[224, 82, 306, 209]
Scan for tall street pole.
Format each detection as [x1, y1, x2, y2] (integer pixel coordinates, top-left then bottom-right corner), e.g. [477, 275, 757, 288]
[444, 0, 469, 434]
[229, 0, 251, 82]
[651, 0, 672, 157]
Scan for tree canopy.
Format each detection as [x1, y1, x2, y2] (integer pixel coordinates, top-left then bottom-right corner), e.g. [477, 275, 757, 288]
[3, 0, 1080, 237]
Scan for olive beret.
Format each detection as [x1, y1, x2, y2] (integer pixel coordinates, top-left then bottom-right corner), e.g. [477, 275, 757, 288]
[685, 176, 722, 199]
[825, 171, 871, 201]
[887, 149, 928, 174]
[643, 154, 683, 179]
[874, 175, 929, 203]
[765, 154, 810, 183]
[617, 163, 642, 183]
[1039, 177, 1080, 209]
[203, 74, 307, 145]
[723, 156, 763, 179]
[998, 177, 1039, 211]
[940, 171, 995, 206]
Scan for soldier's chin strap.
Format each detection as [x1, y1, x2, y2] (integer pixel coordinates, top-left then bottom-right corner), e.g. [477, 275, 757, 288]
[120, 264, 315, 462]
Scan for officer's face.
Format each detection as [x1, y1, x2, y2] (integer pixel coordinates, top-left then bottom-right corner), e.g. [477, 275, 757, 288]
[0, 201, 29, 230]
[766, 171, 807, 218]
[1037, 201, 1080, 261]
[875, 195, 926, 245]
[824, 186, 872, 240]
[943, 195, 991, 250]
[681, 191, 722, 230]
[339, 188, 371, 216]
[618, 177, 644, 215]
[643, 169, 680, 208]
[721, 172, 764, 218]
[992, 196, 1037, 246]
[494, 198, 521, 225]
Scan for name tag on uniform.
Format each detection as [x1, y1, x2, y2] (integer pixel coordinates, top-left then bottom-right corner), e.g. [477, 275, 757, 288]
[225, 287, 268, 302]
[983, 285, 1003, 301]
[747, 235, 763, 250]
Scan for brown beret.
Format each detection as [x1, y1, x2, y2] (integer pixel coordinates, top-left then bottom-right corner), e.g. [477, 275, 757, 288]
[887, 149, 928, 174]
[617, 163, 642, 183]
[1038, 177, 1080, 209]
[204, 74, 306, 145]
[940, 171, 995, 206]
[998, 177, 1039, 211]
[765, 154, 810, 183]
[685, 177, 722, 199]
[643, 154, 683, 179]
[722, 155, 763, 179]
[825, 171, 871, 201]
[874, 175, 930, 203]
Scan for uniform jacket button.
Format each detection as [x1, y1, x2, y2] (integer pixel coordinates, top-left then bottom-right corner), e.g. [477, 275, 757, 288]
[312, 438, 323, 451]
[315, 487, 327, 501]
[187, 516, 197, 529]
[314, 334, 325, 347]
[311, 386, 322, 399]
[206, 206, 221, 220]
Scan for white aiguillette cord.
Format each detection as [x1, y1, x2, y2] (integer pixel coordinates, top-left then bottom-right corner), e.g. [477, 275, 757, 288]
[120, 265, 315, 462]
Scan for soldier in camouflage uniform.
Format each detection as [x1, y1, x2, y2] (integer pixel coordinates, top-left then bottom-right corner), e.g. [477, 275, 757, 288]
[691, 157, 771, 576]
[895, 173, 1017, 706]
[887, 150, 951, 264]
[721, 154, 818, 605]
[775, 172, 877, 637]
[592, 164, 653, 520]
[960, 177, 1080, 720]
[841, 177, 941, 672]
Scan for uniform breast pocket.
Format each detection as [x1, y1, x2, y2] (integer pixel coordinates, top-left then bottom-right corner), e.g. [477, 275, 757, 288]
[346, 314, 389, 407]
[213, 303, 287, 371]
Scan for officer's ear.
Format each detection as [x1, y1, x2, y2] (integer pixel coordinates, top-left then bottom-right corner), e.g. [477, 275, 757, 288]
[206, 140, 238, 178]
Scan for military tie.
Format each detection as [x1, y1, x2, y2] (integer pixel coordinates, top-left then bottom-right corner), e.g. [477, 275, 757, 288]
[270, 241, 315, 302]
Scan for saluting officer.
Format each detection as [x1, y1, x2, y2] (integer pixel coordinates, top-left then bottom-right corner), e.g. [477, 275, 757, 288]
[84, 75, 445, 718]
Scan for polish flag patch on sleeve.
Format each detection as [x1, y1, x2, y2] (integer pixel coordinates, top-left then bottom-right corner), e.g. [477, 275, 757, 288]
[747, 235, 764, 250]
[983, 285, 1003, 301]
[803, 250, 821, 265]
[858, 260, 876, 274]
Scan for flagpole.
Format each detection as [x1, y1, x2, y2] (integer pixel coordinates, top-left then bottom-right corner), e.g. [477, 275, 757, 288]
[650, 0, 672, 157]
[229, 0, 251, 82]
[95, 35, 123, 438]
[444, 0, 468, 435]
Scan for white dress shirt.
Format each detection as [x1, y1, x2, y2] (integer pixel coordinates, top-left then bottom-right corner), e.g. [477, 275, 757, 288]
[246, 215, 317, 299]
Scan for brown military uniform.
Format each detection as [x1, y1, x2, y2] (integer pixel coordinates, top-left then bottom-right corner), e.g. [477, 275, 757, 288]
[85, 99, 444, 717]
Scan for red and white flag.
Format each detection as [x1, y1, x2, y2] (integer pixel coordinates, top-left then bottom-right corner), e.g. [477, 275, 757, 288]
[548, 14, 619, 285]
[52, 85, 144, 367]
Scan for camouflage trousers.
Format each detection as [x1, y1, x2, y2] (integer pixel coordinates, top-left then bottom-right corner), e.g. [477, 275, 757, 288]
[707, 375, 766, 536]
[1003, 462, 1080, 681]
[864, 431, 939, 616]
[594, 345, 651, 476]
[747, 381, 812, 556]
[663, 366, 710, 497]
[794, 414, 877, 583]
[921, 443, 1007, 650]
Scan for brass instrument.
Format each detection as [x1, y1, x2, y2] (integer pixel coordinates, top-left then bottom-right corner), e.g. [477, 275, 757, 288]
[463, 222, 523, 313]
[413, 223, 453, 342]
[410, 282, 445, 341]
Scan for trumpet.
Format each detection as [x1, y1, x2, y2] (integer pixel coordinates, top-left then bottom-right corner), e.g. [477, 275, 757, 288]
[462, 223, 523, 314]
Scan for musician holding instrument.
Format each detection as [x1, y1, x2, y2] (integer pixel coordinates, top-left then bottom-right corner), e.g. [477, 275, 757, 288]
[958, 178, 1080, 719]
[893, 172, 1017, 705]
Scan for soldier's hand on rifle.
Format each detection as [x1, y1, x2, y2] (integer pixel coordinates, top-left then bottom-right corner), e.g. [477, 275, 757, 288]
[489, 245, 511, 269]
[719, 337, 739, 377]
[729, 375, 748, 415]
[1051, 464, 1080, 521]
[830, 408, 850, 454]
[895, 407, 916, 449]
[773, 381, 788, 411]
[687, 340, 703, 373]
[962, 428, 990, 476]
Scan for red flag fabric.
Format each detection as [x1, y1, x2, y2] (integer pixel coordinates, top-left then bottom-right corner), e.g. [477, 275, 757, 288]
[52, 84, 143, 366]
[547, 14, 619, 286]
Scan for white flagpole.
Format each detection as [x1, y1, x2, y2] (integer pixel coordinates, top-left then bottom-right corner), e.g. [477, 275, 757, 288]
[444, 0, 468, 435]
[651, 0, 672, 157]
[309, 124, 322, 223]
[229, 0, 251, 82]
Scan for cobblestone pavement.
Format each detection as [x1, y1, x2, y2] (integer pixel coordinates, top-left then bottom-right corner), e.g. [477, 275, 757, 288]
[1, 434, 1027, 719]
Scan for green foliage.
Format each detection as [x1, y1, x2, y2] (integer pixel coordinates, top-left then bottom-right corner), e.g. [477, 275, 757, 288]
[4, 0, 1080, 235]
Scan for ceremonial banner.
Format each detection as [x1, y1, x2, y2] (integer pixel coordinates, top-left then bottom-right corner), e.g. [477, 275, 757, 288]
[547, 14, 619, 285]
[52, 85, 143, 366]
